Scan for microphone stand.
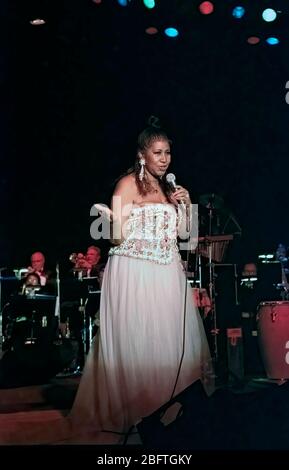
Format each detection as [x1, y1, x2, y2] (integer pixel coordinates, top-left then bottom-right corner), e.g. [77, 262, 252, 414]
[207, 203, 219, 362]
[54, 263, 60, 319]
[169, 201, 193, 400]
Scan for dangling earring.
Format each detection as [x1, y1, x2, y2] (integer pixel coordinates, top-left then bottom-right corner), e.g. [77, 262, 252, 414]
[139, 157, 145, 181]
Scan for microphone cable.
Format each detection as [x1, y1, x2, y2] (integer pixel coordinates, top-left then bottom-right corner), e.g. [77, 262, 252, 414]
[167, 204, 192, 404]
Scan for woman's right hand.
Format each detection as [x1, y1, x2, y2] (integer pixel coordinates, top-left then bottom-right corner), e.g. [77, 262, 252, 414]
[94, 203, 115, 222]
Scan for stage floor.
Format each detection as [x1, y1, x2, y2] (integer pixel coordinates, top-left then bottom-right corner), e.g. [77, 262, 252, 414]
[0, 372, 288, 449]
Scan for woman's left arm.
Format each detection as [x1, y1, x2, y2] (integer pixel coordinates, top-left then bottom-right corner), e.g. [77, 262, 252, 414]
[169, 185, 192, 240]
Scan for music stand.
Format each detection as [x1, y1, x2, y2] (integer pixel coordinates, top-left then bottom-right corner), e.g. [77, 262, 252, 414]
[10, 294, 57, 347]
[61, 273, 101, 359]
[81, 276, 101, 354]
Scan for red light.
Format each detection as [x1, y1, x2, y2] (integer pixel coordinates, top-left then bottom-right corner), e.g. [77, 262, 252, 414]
[247, 36, 260, 45]
[199, 2, 214, 15]
[145, 27, 158, 35]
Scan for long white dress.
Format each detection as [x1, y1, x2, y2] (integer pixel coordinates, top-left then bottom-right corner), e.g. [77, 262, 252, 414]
[69, 203, 214, 443]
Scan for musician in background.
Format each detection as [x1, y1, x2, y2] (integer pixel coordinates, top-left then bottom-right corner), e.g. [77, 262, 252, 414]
[70, 245, 104, 319]
[84, 246, 105, 330]
[59, 245, 105, 369]
[21, 272, 41, 295]
[3, 270, 55, 352]
[26, 252, 49, 286]
[2, 272, 42, 349]
[72, 246, 104, 286]
[242, 262, 257, 278]
[20, 271, 55, 296]
[238, 261, 258, 310]
[25, 272, 41, 286]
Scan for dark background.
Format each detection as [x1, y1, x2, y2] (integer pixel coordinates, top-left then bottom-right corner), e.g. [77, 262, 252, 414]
[2, 0, 289, 269]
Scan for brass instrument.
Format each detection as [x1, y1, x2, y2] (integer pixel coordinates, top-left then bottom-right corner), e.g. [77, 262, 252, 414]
[69, 253, 84, 264]
[69, 253, 91, 275]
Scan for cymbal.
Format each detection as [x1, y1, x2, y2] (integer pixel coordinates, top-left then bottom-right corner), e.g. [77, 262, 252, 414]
[199, 193, 224, 210]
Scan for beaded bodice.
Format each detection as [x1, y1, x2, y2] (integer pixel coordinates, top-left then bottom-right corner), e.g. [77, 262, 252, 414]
[109, 203, 179, 265]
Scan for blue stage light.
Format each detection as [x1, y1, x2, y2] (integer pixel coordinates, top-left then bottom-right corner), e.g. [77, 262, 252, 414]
[262, 8, 277, 22]
[117, 0, 128, 6]
[232, 6, 245, 19]
[266, 37, 279, 45]
[143, 0, 155, 9]
[164, 27, 179, 38]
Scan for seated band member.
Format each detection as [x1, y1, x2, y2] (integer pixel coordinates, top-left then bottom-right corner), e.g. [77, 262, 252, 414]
[26, 252, 49, 286]
[21, 272, 41, 296]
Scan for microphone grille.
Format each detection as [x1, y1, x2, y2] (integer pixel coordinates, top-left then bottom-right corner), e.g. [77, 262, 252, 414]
[166, 173, 176, 184]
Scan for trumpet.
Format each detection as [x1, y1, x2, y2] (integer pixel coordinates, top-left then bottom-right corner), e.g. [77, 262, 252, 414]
[69, 253, 84, 264]
[69, 253, 91, 270]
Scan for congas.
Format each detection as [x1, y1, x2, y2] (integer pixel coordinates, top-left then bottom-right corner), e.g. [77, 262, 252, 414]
[257, 301, 289, 379]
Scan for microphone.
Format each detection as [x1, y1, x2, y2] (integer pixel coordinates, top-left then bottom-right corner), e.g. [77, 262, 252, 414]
[166, 173, 190, 233]
[166, 173, 185, 208]
[166, 173, 177, 190]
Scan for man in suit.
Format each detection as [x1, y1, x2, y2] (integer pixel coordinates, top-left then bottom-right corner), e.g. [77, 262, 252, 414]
[27, 251, 48, 286]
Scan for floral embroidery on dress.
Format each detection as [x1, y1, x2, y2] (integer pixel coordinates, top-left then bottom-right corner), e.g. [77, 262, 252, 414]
[109, 204, 179, 265]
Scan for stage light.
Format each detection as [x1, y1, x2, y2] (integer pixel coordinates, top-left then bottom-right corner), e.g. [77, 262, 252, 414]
[143, 0, 155, 8]
[117, 0, 128, 6]
[199, 2, 214, 15]
[29, 18, 46, 25]
[232, 6, 245, 19]
[266, 37, 279, 45]
[164, 27, 179, 38]
[247, 36, 260, 45]
[262, 8, 277, 22]
[145, 26, 158, 35]
[92, 0, 102, 4]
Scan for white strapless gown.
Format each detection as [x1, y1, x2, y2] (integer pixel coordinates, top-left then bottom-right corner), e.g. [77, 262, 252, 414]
[69, 203, 214, 443]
